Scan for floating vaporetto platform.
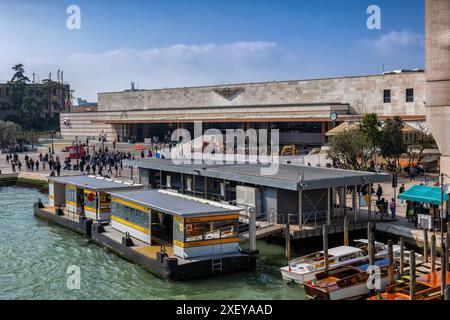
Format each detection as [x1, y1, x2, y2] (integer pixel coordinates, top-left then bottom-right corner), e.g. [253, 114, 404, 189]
[34, 175, 256, 280]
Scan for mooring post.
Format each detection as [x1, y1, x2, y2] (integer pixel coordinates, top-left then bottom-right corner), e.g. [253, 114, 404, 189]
[388, 240, 395, 285]
[370, 232, 376, 267]
[410, 250, 416, 300]
[399, 237, 405, 276]
[248, 208, 257, 254]
[431, 234, 436, 273]
[441, 246, 447, 297]
[344, 214, 349, 246]
[423, 228, 429, 263]
[285, 222, 291, 261]
[323, 224, 329, 273]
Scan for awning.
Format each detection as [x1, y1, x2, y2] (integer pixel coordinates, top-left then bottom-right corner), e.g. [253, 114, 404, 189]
[398, 185, 449, 205]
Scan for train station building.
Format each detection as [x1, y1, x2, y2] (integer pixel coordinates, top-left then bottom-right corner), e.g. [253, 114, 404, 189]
[60, 70, 426, 151]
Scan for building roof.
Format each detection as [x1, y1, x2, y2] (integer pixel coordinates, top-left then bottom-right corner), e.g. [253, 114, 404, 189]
[48, 175, 141, 191]
[109, 189, 242, 217]
[125, 159, 390, 191]
[326, 120, 430, 137]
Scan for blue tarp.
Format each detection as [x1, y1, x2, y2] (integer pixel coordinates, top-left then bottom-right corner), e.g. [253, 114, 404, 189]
[398, 185, 448, 206]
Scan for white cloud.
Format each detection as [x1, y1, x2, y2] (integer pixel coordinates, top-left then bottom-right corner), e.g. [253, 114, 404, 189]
[61, 41, 279, 100]
[363, 30, 424, 53]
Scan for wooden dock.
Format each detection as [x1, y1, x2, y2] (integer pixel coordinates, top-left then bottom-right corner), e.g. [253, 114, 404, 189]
[239, 224, 285, 243]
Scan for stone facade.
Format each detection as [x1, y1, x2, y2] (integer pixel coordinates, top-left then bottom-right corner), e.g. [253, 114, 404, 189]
[61, 71, 426, 140]
[425, 0, 450, 178]
[98, 72, 426, 116]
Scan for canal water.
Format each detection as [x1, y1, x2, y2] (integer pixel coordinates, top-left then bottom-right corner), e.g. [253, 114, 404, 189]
[0, 187, 305, 300]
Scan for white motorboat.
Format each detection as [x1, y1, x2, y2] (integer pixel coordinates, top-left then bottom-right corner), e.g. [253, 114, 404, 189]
[280, 239, 417, 285]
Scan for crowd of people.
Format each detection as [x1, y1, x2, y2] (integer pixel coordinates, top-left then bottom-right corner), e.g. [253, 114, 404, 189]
[6, 152, 62, 175]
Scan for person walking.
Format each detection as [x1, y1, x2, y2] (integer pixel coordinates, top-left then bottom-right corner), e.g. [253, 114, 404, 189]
[376, 184, 383, 201]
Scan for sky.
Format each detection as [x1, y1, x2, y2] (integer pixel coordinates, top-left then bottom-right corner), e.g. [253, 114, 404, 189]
[0, 0, 425, 101]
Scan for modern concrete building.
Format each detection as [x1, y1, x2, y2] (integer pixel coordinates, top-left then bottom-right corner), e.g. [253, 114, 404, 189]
[426, 0, 450, 178]
[60, 70, 426, 150]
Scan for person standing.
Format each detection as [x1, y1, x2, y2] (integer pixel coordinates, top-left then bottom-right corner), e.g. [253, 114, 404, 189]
[389, 198, 396, 219]
[399, 183, 406, 206]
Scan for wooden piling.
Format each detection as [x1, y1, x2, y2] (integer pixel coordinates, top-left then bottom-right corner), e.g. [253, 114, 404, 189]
[285, 223, 291, 261]
[441, 247, 447, 297]
[410, 250, 416, 301]
[423, 229, 429, 263]
[323, 224, 329, 273]
[344, 215, 349, 246]
[388, 240, 395, 285]
[399, 237, 405, 275]
[431, 234, 436, 273]
[369, 232, 376, 267]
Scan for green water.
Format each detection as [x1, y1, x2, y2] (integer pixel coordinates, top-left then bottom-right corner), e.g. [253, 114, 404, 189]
[0, 186, 305, 300]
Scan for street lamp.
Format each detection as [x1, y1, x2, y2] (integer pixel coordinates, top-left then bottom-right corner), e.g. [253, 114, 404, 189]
[51, 131, 55, 155]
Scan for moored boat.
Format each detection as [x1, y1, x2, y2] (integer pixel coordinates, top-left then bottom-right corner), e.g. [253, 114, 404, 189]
[303, 258, 394, 300]
[367, 271, 450, 300]
[280, 239, 409, 285]
[280, 246, 366, 285]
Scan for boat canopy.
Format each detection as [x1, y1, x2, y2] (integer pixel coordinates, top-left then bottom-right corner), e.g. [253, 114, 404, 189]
[398, 185, 449, 206]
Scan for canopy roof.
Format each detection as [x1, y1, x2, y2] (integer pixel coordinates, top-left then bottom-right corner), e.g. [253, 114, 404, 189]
[109, 189, 242, 217]
[49, 175, 142, 191]
[398, 185, 448, 205]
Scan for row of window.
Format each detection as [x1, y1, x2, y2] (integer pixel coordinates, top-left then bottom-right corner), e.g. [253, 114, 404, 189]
[111, 202, 149, 229]
[383, 88, 414, 103]
[0, 88, 9, 97]
[65, 188, 76, 203]
[184, 220, 238, 242]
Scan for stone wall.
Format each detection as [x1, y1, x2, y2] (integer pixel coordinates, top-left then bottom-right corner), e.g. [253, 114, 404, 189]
[98, 72, 426, 116]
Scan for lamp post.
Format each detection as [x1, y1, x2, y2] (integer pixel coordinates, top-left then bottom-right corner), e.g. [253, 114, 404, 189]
[51, 131, 55, 154]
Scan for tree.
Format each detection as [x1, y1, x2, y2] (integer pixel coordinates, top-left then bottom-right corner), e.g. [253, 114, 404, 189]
[327, 129, 373, 171]
[359, 113, 381, 170]
[378, 116, 407, 170]
[407, 121, 437, 166]
[8, 64, 30, 127]
[0, 120, 22, 150]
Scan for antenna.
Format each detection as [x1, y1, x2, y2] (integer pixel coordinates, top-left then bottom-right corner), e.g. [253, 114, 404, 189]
[61, 71, 64, 84]
[57, 69, 60, 82]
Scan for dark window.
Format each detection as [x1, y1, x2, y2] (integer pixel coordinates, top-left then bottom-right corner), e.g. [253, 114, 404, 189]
[383, 90, 391, 103]
[406, 88, 414, 102]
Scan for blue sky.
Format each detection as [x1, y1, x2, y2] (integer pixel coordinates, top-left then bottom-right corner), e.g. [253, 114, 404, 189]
[0, 0, 425, 101]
